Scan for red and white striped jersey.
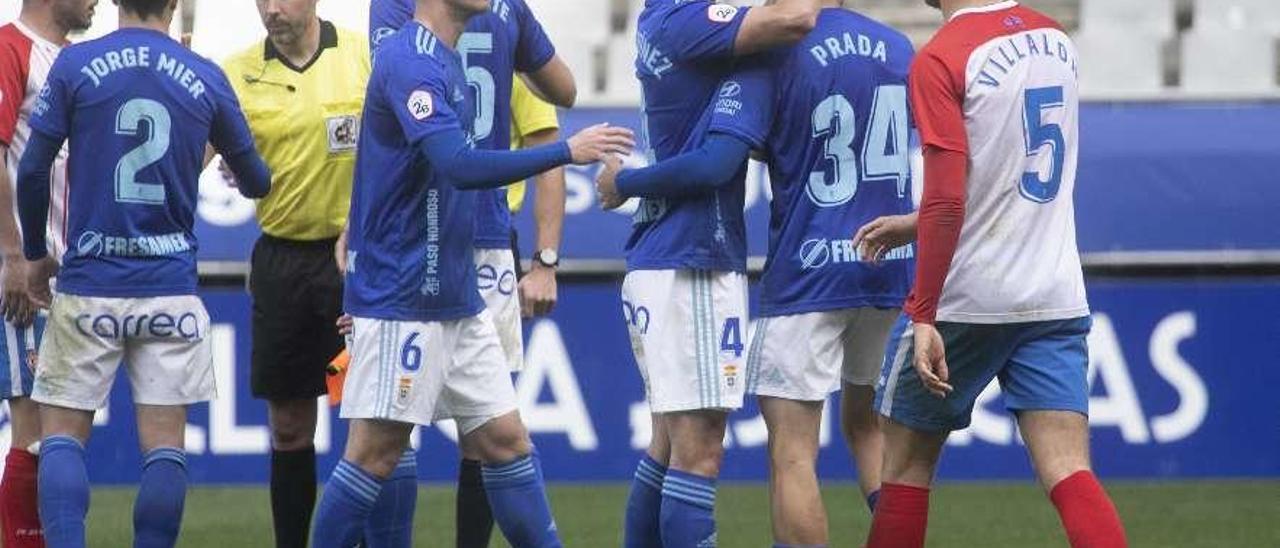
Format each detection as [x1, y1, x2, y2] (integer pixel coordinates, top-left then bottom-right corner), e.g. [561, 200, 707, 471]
[0, 21, 69, 260]
[909, 1, 1088, 324]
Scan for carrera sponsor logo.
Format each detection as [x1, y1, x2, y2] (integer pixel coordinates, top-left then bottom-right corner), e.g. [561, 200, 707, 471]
[408, 89, 434, 120]
[708, 4, 738, 23]
[75, 312, 202, 340]
[75, 230, 191, 258]
[799, 238, 914, 270]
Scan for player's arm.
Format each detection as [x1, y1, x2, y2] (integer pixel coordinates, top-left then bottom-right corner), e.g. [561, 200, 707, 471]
[521, 59, 576, 108]
[733, 0, 821, 55]
[599, 133, 752, 208]
[15, 130, 61, 262]
[0, 51, 35, 324]
[421, 123, 632, 190]
[903, 51, 969, 326]
[208, 70, 271, 199]
[514, 82, 567, 316]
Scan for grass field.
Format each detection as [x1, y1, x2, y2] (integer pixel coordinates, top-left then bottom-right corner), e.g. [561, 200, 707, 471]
[84, 481, 1278, 547]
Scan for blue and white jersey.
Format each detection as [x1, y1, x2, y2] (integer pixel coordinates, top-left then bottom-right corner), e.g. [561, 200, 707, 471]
[344, 23, 483, 322]
[29, 28, 257, 298]
[627, 0, 753, 273]
[709, 9, 916, 316]
[370, 0, 556, 249]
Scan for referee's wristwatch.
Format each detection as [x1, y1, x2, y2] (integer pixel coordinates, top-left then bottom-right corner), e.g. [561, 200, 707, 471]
[533, 248, 560, 269]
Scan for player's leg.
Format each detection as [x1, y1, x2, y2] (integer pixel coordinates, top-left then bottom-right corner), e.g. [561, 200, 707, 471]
[867, 322, 1013, 548]
[661, 410, 727, 548]
[454, 436, 491, 548]
[448, 311, 559, 548]
[1001, 318, 1127, 548]
[760, 397, 825, 545]
[325, 316, 448, 547]
[133, 404, 190, 548]
[1, 316, 47, 548]
[839, 310, 907, 513]
[624, 415, 668, 548]
[31, 294, 127, 548]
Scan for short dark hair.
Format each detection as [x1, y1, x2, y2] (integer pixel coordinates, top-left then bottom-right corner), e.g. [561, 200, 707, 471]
[114, 0, 171, 19]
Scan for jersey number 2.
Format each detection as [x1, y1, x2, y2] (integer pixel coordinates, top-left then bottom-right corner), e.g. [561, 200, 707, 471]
[808, 85, 910, 207]
[114, 98, 171, 205]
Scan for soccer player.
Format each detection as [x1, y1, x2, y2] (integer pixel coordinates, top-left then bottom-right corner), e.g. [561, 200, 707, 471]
[600, 2, 916, 544]
[14, 0, 271, 546]
[594, 0, 833, 546]
[218, 1, 370, 546]
[0, 3, 96, 545]
[367, 1, 573, 545]
[309, 0, 631, 546]
[866, 1, 1128, 547]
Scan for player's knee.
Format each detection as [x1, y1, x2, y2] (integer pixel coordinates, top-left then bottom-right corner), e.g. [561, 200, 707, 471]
[7, 398, 42, 449]
[1035, 456, 1092, 492]
[670, 437, 725, 477]
[468, 411, 533, 464]
[267, 400, 317, 450]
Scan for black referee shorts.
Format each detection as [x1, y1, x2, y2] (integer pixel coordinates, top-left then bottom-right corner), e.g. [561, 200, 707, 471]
[249, 234, 345, 400]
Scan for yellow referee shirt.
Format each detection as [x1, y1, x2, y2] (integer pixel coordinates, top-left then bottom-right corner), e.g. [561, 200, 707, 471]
[507, 78, 561, 213]
[222, 21, 370, 241]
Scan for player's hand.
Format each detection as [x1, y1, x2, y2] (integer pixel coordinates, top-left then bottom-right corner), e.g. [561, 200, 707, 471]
[335, 225, 349, 275]
[911, 323, 954, 398]
[335, 314, 353, 337]
[0, 256, 35, 327]
[853, 213, 918, 265]
[519, 264, 558, 318]
[25, 257, 58, 310]
[567, 123, 635, 164]
[595, 155, 626, 210]
[218, 158, 239, 189]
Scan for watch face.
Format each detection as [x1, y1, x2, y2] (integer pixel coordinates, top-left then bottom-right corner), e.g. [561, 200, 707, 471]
[539, 249, 559, 266]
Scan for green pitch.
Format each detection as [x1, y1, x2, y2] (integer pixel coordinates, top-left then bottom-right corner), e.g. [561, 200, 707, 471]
[84, 481, 1278, 547]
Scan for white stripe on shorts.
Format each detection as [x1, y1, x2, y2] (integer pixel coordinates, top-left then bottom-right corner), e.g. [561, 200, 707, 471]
[5, 323, 22, 397]
[878, 326, 914, 417]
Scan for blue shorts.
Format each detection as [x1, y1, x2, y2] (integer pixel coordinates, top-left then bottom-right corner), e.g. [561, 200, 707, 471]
[0, 316, 46, 400]
[874, 316, 1091, 432]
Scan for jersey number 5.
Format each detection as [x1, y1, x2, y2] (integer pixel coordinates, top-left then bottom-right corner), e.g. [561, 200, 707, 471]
[114, 98, 171, 205]
[458, 32, 495, 142]
[808, 85, 910, 208]
[1020, 86, 1066, 203]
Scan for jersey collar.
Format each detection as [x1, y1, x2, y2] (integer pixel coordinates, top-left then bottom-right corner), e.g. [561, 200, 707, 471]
[949, 1, 1018, 21]
[263, 19, 339, 74]
[13, 19, 64, 49]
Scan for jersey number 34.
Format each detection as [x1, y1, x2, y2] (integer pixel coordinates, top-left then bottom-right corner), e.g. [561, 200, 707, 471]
[808, 85, 910, 208]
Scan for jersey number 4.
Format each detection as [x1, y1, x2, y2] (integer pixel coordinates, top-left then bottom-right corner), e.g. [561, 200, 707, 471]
[114, 98, 171, 205]
[808, 85, 910, 208]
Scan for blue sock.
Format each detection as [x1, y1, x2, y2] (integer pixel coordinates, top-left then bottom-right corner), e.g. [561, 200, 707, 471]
[660, 469, 717, 548]
[624, 455, 666, 548]
[38, 435, 89, 548]
[483, 452, 562, 548]
[133, 447, 188, 548]
[363, 448, 418, 547]
[312, 460, 383, 548]
[866, 489, 881, 513]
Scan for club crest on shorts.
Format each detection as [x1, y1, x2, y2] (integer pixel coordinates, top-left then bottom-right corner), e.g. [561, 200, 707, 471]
[397, 376, 413, 405]
[723, 364, 738, 387]
[707, 4, 738, 23]
[407, 90, 434, 120]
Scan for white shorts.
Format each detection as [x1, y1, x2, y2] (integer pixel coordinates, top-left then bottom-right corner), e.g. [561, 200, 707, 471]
[621, 270, 748, 413]
[746, 307, 901, 401]
[475, 249, 524, 371]
[341, 311, 517, 433]
[32, 293, 215, 411]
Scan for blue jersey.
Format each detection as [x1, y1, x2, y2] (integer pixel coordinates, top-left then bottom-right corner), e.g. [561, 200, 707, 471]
[369, 0, 556, 249]
[709, 9, 916, 316]
[627, 0, 753, 273]
[344, 23, 482, 322]
[29, 28, 257, 298]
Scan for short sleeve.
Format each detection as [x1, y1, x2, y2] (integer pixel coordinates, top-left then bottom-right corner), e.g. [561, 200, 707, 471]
[26, 57, 73, 142]
[0, 44, 27, 146]
[385, 56, 461, 144]
[659, 2, 751, 63]
[369, 0, 413, 52]
[207, 68, 257, 158]
[908, 51, 967, 153]
[708, 56, 777, 150]
[513, 3, 556, 73]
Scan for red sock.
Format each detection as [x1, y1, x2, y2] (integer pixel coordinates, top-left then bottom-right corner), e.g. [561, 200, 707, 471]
[1049, 470, 1128, 548]
[866, 482, 930, 548]
[1, 449, 43, 548]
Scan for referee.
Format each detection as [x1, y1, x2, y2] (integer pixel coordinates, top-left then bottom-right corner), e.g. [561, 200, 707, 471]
[220, 2, 369, 547]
